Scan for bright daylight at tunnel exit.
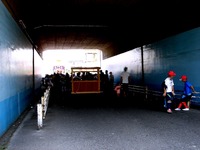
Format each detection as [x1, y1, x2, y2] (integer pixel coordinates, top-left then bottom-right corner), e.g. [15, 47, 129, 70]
[42, 49, 103, 76]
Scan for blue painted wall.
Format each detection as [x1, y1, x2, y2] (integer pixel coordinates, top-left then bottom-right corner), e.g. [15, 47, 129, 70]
[102, 47, 143, 85]
[143, 29, 200, 91]
[102, 27, 200, 103]
[1, 0, 200, 138]
[0, 1, 42, 137]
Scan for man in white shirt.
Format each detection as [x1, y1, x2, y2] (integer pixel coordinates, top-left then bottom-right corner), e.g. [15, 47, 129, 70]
[120, 67, 130, 98]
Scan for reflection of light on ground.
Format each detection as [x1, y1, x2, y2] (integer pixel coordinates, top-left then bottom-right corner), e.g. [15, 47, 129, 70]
[42, 49, 102, 76]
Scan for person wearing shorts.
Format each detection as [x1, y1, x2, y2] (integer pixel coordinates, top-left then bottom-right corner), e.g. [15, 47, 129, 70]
[175, 75, 197, 111]
[163, 71, 176, 113]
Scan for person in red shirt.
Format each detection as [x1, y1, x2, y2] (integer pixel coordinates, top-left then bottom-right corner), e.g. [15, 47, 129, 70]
[114, 82, 121, 97]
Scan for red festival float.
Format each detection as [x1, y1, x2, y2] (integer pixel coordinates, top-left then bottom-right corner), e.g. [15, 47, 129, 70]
[71, 67, 101, 94]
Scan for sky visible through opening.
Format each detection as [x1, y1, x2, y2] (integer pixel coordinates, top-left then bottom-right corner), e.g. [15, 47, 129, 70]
[42, 49, 102, 76]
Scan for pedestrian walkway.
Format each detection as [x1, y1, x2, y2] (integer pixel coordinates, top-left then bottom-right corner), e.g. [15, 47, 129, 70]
[2, 95, 200, 150]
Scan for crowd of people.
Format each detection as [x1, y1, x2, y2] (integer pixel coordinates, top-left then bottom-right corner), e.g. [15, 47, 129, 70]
[39, 68, 198, 113]
[39, 69, 118, 105]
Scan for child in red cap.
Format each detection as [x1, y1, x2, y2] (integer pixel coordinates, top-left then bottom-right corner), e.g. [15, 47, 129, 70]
[175, 75, 196, 111]
[163, 71, 176, 113]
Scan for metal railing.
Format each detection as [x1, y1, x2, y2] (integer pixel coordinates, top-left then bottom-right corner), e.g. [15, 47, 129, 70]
[128, 84, 200, 106]
[128, 85, 163, 99]
[37, 86, 51, 129]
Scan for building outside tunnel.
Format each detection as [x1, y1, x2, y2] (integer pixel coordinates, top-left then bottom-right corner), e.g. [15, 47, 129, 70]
[1, 0, 200, 139]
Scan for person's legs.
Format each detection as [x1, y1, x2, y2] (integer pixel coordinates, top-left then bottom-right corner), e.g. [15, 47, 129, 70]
[187, 101, 191, 108]
[122, 83, 128, 97]
[175, 94, 191, 111]
[182, 102, 188, 108]
[163, 97, 167, 108]
[186, 95, 192, 108]
[175, 102, 182, 110]
[182, 95, 191, 111]
[166, 92, 173, 113]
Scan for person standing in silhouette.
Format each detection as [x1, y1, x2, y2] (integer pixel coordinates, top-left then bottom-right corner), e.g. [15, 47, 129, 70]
[120, 67, 130, 98]
[109, 71, 114, 96]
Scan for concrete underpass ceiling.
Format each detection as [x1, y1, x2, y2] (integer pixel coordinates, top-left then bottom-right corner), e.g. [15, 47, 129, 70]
[3, 0, 200, 59]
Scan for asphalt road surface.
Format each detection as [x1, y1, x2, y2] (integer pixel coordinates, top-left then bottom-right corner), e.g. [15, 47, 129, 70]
[3, 95, 200, 150]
